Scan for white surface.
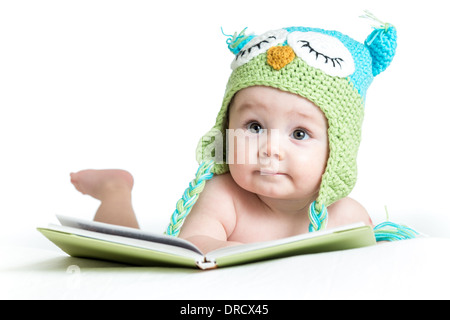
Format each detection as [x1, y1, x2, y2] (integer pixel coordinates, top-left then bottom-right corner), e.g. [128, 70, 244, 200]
[1, 0, 449, 300]
[2, 236, 450, 300]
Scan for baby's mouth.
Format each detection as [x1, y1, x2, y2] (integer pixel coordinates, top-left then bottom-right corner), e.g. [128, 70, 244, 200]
[259, 169, 285, 176]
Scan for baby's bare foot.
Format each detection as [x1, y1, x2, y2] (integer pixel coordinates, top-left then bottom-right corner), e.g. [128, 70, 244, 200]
[70, 169, 134, 201]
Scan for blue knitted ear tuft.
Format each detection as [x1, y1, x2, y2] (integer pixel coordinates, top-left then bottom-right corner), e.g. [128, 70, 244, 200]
[365, 25, 397, 77]
[360, 11, 397, 76]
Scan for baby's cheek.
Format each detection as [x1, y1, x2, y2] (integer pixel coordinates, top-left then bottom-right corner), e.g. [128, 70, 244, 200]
[228, 163, 257, 193]
[290, 154, 325, 187]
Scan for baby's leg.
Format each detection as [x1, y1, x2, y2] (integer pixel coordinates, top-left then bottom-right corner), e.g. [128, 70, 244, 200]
[70, 169, 139, 228]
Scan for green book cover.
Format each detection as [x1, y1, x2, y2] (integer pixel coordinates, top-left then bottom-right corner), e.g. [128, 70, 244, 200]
[38, 215, 376, 270]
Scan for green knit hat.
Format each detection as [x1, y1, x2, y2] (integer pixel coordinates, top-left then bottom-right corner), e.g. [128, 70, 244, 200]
[166, 16, 398, 236]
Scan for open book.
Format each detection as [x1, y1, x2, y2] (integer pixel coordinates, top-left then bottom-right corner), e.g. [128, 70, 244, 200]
[38, 215, 376, 270]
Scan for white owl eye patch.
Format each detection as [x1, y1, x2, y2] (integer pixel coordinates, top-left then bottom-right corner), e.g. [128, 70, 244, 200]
[296, 40, 345, 69]
[231, 29, 288, 70]
[236, 36, 277, 60]
[287, 31, 355, 77]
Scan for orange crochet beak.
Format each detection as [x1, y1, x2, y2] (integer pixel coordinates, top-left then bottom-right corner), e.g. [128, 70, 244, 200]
[266, 46, 296, 70]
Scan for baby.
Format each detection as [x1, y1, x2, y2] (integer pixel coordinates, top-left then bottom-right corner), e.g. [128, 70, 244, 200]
[71, 20, 399, 253]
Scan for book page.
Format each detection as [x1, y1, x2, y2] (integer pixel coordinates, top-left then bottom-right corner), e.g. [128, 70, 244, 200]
[56, 215, 203, 254]
[206, 223, 365, 259]
[43, 224, 203, 262]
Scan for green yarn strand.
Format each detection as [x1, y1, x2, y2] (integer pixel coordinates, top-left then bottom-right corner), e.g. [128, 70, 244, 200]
[374, 221, 419, 242]
[373, 206, 419, 242]
[166, 160, 214, 237]
[359, 10, 390, 31]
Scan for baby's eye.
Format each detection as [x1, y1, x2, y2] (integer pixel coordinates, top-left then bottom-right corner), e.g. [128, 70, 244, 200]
[247, 122, 263, 134]
[292, 129, 310, 140]
[287, 31, 355, 77]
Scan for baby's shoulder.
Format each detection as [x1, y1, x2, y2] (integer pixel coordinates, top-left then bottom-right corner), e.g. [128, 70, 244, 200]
[199, 172, 241, 201]
[193, 172, 239, 214]
[328, 197, 374, 227]
[176, 173, 237, 240]
[204, 172, 236, 190]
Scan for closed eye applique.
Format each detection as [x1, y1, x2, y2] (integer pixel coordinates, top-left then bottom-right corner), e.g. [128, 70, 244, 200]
[241, 36, 276, 56]
[231, 29, 288, 70]
[297, 40, 344, 68]
[287, 31, 355, 77]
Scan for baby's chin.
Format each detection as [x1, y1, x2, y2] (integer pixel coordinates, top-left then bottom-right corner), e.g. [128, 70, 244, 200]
[246, 179, 301, 199]
[253, 176, 320, 200]
[229, 166, 314, 199]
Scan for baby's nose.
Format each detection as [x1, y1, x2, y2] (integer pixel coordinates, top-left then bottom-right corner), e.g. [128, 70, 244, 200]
[267, 46, 296, 70]
[259, 130, 284, 161]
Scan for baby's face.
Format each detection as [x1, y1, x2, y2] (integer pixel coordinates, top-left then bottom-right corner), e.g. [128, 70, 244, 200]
[227, 86, 329, 202]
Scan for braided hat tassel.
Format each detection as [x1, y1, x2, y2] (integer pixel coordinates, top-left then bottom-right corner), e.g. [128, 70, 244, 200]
[165, 160, 214, 237]
[308, 201, 328, 232]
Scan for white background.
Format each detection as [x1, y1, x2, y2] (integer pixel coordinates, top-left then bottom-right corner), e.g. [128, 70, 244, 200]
[1, 0, 449, 250]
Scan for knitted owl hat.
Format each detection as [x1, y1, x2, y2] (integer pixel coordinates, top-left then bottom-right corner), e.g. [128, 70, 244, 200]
[166, 13, 418, 241]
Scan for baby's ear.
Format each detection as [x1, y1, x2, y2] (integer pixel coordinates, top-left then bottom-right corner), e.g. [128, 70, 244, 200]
[365, 24, 397, 77]
[221, 27, 255, 55]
